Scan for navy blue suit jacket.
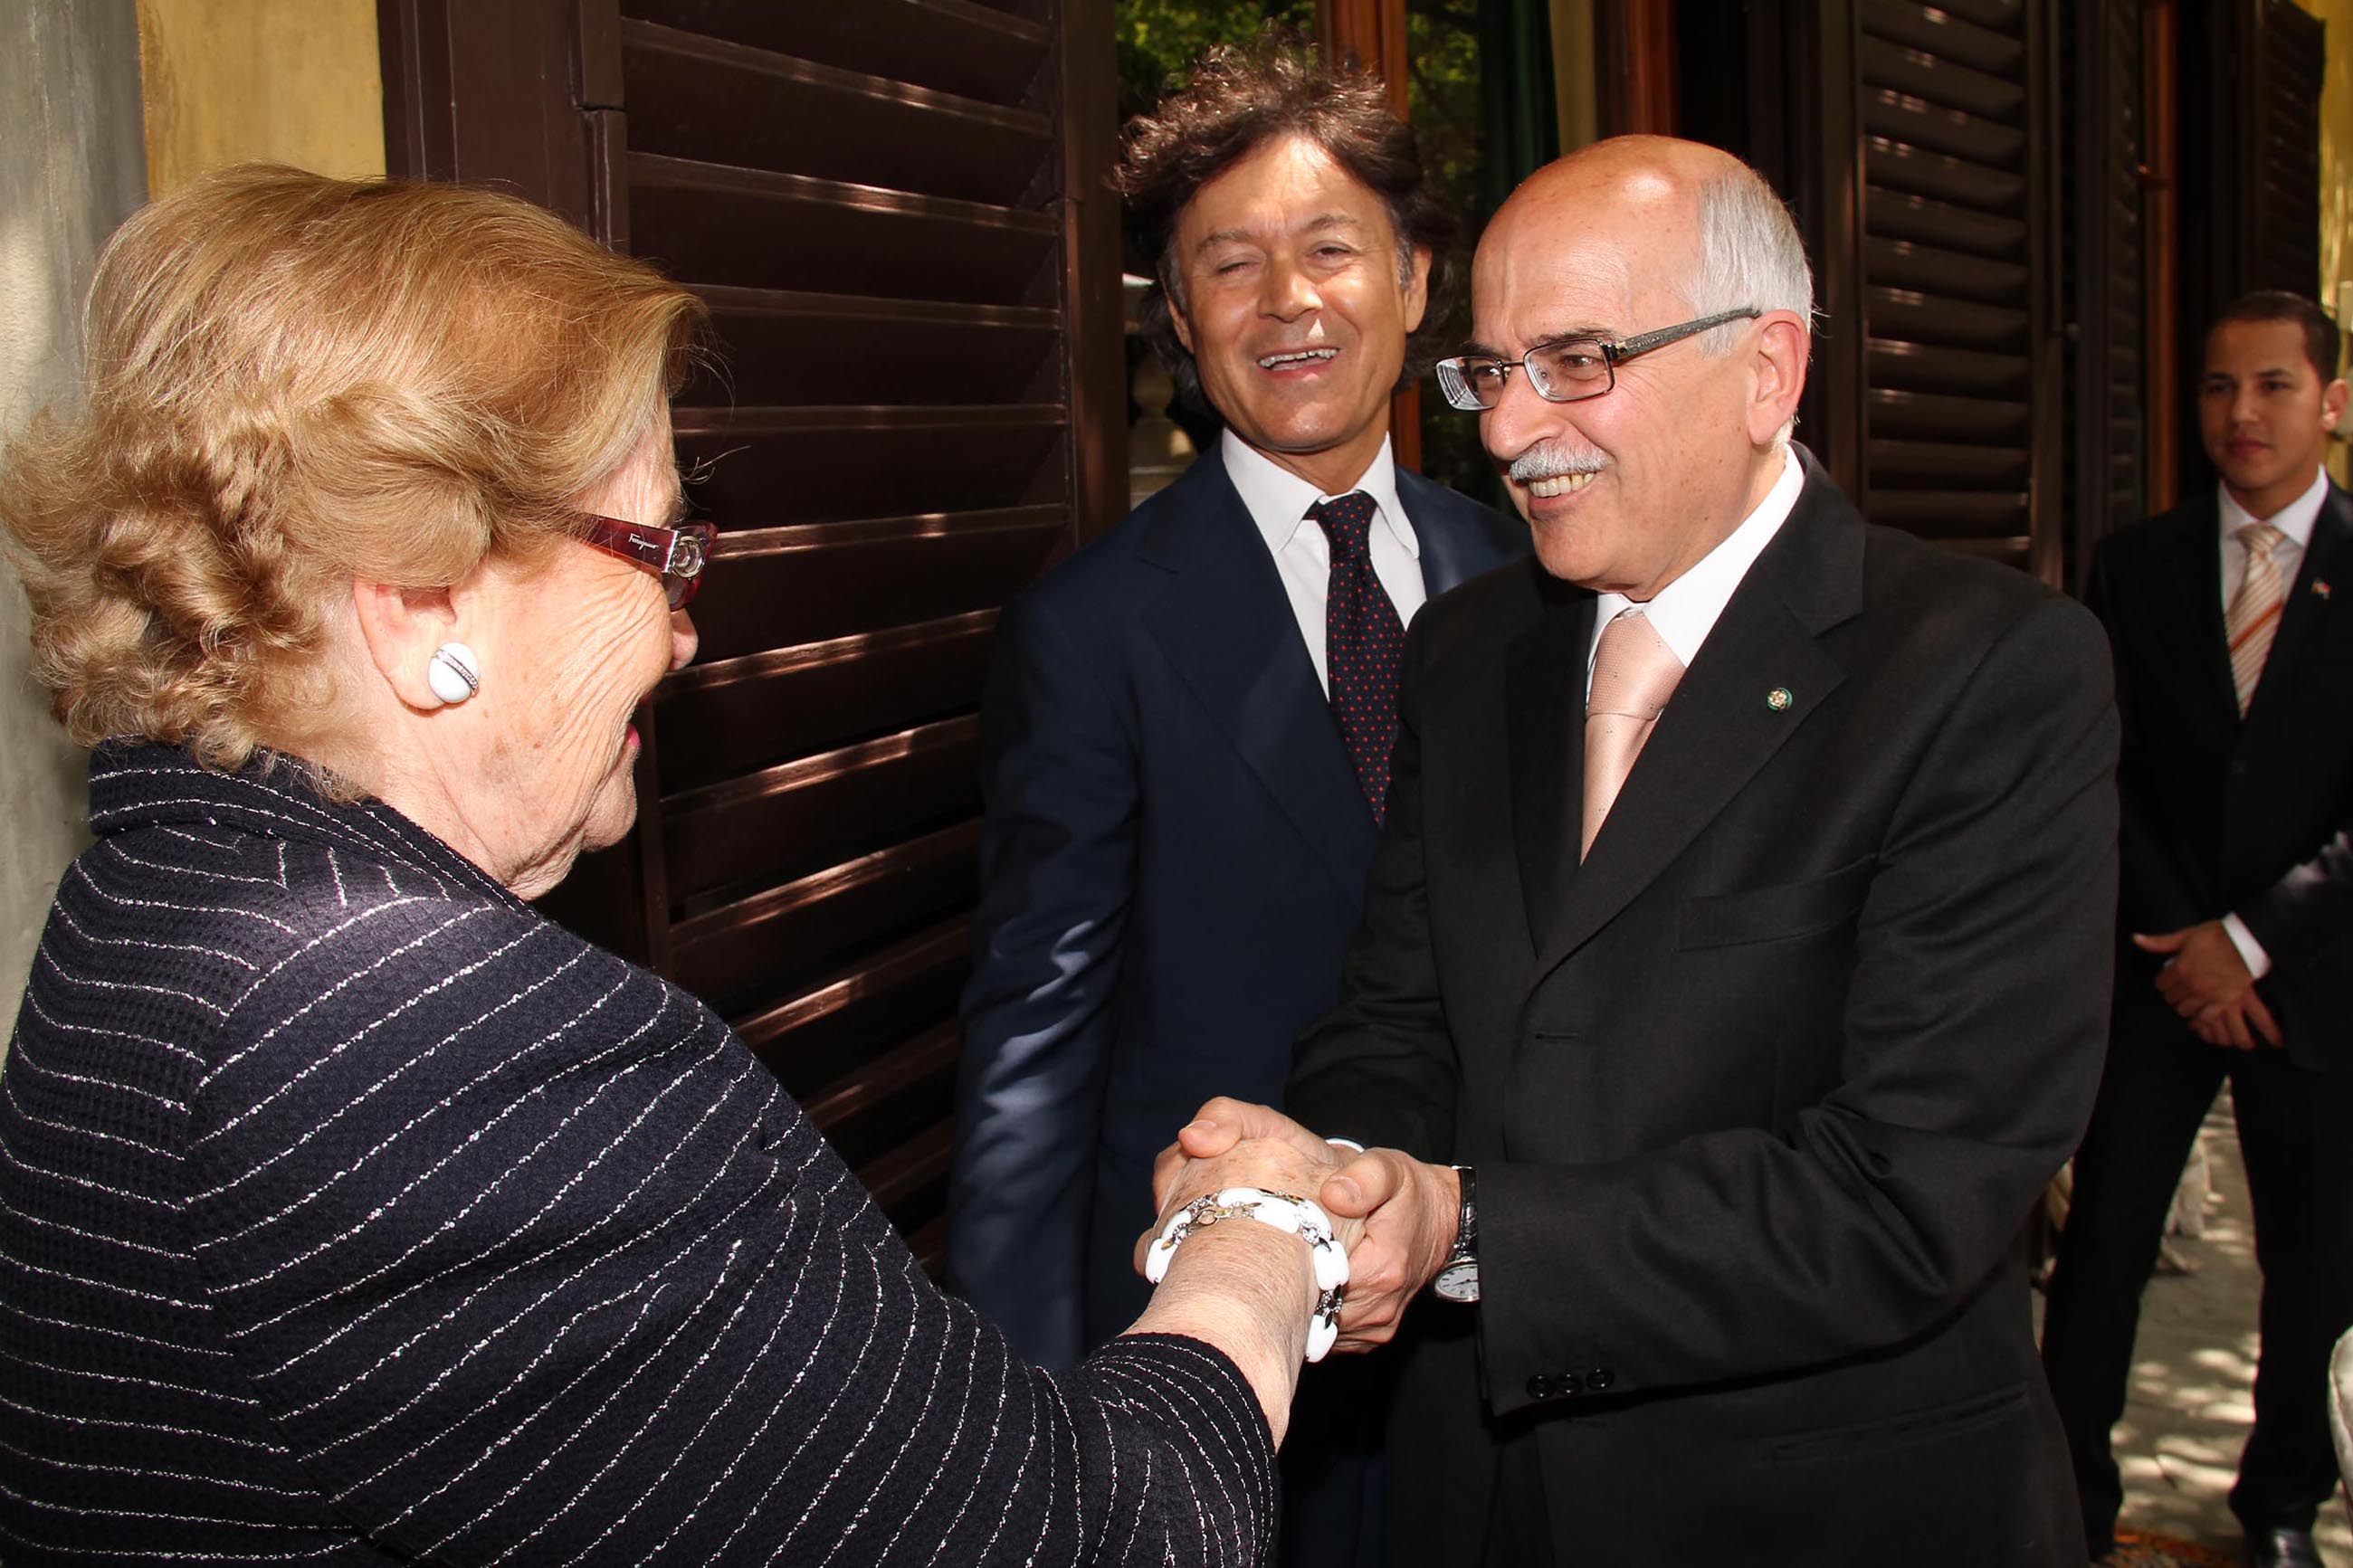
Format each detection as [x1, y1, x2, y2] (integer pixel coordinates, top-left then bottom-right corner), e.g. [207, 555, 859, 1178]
[948, 451, 1524, 1364]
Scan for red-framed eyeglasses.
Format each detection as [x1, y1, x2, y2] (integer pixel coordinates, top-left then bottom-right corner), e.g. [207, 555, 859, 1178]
[575, 513, 717, 609]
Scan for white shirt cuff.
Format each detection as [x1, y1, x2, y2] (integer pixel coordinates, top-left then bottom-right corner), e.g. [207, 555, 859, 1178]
[2221, 913, 2272, 980]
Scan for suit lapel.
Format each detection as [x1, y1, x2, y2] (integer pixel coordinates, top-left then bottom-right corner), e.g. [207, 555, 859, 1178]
[1506, 584, 1596, 952]
[2247, 480, 2353, 719]
[1527, 461, 1862, 984]
[1138, 456, 1377, 898]
[2165, 497, 2240, 723]
[1405, 470, 1503, 596]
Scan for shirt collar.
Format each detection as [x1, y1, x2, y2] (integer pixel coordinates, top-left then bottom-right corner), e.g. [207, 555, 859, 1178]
[1222, 428, 1418, 560]
[1590, 444, 1805, 671]
[2218, 463, 2330, 550]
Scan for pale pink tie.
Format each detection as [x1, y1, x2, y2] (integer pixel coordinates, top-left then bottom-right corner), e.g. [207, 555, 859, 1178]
[2226, 522, 2286, 715]
[1582, 609, 1685, 858]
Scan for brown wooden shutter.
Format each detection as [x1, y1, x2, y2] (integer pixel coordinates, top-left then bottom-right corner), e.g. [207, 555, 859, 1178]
[381, 0, 1124, 1270]
[2241, 0, 2322, 299]
[1796, 0, 2064, 581]
[2071, 0, 2151, 579]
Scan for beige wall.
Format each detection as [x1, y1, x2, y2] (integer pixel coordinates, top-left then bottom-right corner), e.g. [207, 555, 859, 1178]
[1550, 0, 1598, 154]
[2, 1, 387, 1037]
[136, 0, 384, 195]
[0, 1, 148, 1035]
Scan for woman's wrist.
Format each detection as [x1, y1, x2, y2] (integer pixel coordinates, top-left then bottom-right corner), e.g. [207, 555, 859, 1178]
[1129, 1217, 1319, 1444]
[1145, 1188, 1347, 1361]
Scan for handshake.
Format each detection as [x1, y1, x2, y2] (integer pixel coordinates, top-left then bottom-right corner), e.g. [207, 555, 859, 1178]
[1136, 1097, 1466, 1354]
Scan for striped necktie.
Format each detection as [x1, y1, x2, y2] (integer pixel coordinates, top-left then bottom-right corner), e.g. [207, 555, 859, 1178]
[2226, 521, 2287, 715]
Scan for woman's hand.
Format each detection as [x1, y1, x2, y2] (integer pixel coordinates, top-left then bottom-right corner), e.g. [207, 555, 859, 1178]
[1120, 1134, 1360, 1446]
[1135, 1131, 1358, 1275]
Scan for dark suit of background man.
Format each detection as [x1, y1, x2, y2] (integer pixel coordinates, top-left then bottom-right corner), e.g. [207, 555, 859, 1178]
[2042, 291, 2353, 1568]
[946, 45, 1522, 1567]
[1170, 135, 2120, 1567]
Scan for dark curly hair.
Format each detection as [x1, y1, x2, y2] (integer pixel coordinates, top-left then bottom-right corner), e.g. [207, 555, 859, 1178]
[1113, 42, 1456, 413]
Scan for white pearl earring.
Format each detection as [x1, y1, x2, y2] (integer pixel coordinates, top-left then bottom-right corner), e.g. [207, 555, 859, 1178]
[426, 641, 480, 706]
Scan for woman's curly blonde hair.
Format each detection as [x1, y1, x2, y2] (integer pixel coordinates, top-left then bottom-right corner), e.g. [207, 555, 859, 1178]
[0, 165, 704, 772]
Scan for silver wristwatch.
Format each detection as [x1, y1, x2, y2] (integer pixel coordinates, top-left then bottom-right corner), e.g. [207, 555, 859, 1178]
[1433, 1164, 1479, 1303]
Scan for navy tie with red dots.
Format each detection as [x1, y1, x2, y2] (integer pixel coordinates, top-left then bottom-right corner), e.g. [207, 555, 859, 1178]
[1310, 490, 1405, 822]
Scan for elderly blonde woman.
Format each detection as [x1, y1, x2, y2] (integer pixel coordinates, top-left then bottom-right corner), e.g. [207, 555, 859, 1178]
[0, 166, 1349, 1564]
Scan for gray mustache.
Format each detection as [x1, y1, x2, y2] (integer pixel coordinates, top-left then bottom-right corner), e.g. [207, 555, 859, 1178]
[1508, 445, 1605, 484]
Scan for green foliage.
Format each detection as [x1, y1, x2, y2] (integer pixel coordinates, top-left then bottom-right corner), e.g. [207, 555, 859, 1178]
[1403, 0, 1498, 501]
[1116, 0, 1318, 128]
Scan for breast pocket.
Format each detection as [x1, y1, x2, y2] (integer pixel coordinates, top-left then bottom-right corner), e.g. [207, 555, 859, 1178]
[1678, 858, 1875, 951]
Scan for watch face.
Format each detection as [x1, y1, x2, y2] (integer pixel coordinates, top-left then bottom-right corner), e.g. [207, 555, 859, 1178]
[1434, 1259, 1481, 1304]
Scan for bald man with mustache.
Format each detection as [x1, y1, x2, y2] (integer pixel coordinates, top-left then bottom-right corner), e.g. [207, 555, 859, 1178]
[1166, 136, 2120, 1567]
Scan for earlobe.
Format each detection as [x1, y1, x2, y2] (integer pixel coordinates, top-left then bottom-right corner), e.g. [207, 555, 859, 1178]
[1749, 314, 1812, 442]
[1167, 289, 1196, 356]
[350, 577, 462, 712]
[1402, 245, 1434, 334]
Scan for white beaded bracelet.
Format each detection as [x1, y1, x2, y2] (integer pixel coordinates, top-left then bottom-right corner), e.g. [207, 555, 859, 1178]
[1144, 1186, 1349, 1362]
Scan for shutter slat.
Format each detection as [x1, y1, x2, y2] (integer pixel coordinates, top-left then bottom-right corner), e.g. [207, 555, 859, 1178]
[628, 153, 1058, 305]
[657, 613, 1001, 792]
[674, 424, 1066, 526]
[1865, 490, 2030, 534]
[1864, 186, 2028, 261]
[664, 717, 983, 908]
[1866, 286, 2030, 352]
[1864, 136, 2027, 210]
[1865, 236, 2031, 304]
[1871, 438, 2032, 487]
[623, 0, 1049, 103]
[1862, 90, 2025, 170]
[622, 19, 1053, 207]
[1860, 38, 2025, 121]
[736, 920, 970, 1092]
[1866, 387, 2033, 442]
[1862, 0, 2024, 76]
[1868, 338, 2032, 397]
[671, 825, 979, 1012]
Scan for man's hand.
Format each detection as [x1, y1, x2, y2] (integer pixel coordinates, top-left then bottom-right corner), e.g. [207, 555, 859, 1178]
[1139, 1101, 1350, 1276]
[1149, 1098, 1463, 1349]
[1151, 1098, 1341, 1214]
[2135, 921, 2282, 1050]
[1316, 1152, 1460, 1351]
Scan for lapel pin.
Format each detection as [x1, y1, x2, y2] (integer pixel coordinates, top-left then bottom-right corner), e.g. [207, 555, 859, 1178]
[2314, 581, 2333, 600]
[1767, 687, 1794, 712]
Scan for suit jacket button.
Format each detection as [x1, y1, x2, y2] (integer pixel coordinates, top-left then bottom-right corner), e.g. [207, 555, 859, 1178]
[1526, 1374, 1554, 1400]
[1587, 1365, 1615, 1391]
[1558, 1371, 1584, 1395]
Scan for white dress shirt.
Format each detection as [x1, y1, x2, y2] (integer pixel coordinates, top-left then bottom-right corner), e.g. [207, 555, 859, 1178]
[1584, 445, 1806, 691]
[2214, 463, 2330, 980]
[1222, 429, 1426, 695]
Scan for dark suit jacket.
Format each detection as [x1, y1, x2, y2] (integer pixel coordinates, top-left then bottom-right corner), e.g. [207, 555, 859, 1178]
[2088, 479, 2353, 1071]
[949, 450, 1525, 1365]
[1288, 451, 2120, 1567]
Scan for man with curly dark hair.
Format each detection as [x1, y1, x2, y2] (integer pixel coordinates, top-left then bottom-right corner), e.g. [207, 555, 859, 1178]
[948, 42, 1523, 1567]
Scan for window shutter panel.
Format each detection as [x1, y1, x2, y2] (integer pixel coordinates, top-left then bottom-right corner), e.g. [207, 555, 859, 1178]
[386, 0, 1122, 1270]
[2070, 0, 2150, 577]
[2243, 0, 2322, 299]
[1805, 0, 2064, 578]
